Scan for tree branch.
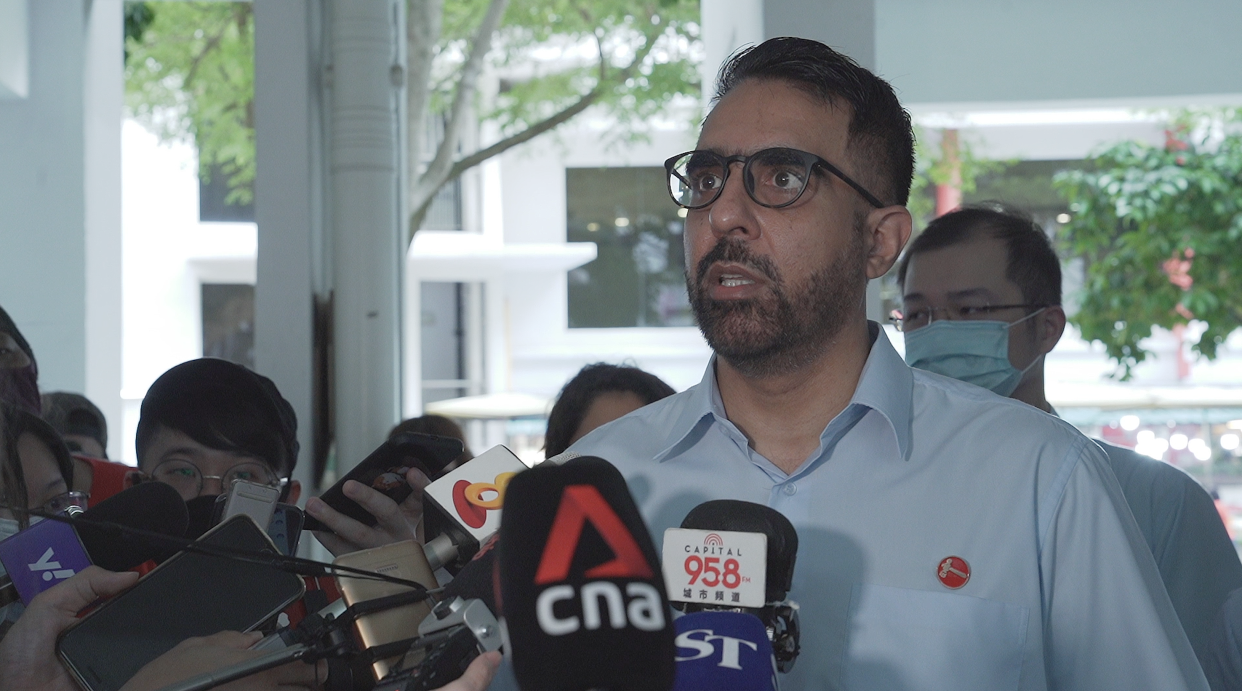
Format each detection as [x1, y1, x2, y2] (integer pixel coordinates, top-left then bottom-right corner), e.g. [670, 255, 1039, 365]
[407, 11, 668, 241]
[417, 0, 509, 197]
[443, 17, 663, 185]
[183, 18, 229, 90]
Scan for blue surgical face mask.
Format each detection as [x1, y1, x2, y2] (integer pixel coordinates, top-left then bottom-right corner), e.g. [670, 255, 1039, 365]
[903, 309, 1044, 396]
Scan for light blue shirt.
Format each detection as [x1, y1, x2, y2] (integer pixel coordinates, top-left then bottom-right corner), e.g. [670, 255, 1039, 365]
[560, 324, 1205, 691]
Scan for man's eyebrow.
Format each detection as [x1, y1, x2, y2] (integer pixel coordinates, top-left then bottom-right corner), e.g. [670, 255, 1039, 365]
[44, 478, 67, 493]
[902, 291, 926, 302]
[159, 446, 205, 459]
[946, 288, 997, 301]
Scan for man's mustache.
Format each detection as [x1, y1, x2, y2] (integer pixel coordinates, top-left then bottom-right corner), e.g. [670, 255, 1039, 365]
[694, 239, 781, 288]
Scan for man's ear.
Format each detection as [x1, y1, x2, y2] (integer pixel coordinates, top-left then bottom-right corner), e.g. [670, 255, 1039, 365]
[865, 206, 913, 280]
[1038, 306, 1067, 356]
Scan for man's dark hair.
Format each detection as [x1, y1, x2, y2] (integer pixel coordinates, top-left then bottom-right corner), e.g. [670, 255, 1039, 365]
[42, 392, 108, 458]
[896, 204, 1062, 307]
[714, 37, 915, 207]
[545, 363, 676, 458]
[2, 405, 74, 528]
[135, 359, 299, 479]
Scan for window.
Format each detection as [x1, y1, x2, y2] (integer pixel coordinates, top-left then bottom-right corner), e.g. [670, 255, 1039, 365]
[201, 283, 255, 368]
[567, 167, 692, 328]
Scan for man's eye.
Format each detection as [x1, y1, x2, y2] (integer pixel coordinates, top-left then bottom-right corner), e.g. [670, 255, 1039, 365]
[170, 467, 198, 478]
[691, 172, 721, 192]
[767, 168, 805, 190]
[958, 306, 989, 318]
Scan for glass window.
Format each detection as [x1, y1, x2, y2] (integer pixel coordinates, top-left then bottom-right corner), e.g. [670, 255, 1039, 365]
[567, 167, 692, 328]
[201, 283, 255, 368]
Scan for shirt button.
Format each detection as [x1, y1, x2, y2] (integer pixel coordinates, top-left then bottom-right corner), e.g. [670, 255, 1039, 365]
[782, 483, 798, 496]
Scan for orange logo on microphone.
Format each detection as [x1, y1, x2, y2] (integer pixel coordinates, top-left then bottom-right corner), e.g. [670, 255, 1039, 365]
[452, 472, 518, 529]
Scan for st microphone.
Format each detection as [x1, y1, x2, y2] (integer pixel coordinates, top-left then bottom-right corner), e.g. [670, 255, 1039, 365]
[664, 500, 801, 672]
[0, 482, 189, 605]
[499, 456, 675, 691]
[673, 611, 779, 691]
[421, 445, 527, 572]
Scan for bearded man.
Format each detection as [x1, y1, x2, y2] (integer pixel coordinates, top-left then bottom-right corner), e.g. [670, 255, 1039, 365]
[563, 37, 1207, 690]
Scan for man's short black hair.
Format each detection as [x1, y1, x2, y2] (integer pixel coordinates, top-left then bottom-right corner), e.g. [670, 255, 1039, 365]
[896, 204, 1062, 308]
[714, 37, 915, 207]
[135, 359, 299, 479]
[545, 363, 676, 458]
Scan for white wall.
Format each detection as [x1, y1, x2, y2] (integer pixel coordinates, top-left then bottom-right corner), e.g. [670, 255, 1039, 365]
[498, 111, 711, 398]
[0, 0, 86, 394]
[120, 120, 257, 464]
[876, 0, 1242, 108]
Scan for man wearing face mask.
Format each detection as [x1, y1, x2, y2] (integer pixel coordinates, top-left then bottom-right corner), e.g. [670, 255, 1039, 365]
[135, 359, 300, 539]
[897, 203, 1242, 664]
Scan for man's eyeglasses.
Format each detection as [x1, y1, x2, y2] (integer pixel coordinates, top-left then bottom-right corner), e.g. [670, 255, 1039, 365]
[149, 459, 283, 500]
[890, 303, 1048, 332]
[42, 491, 89, 514]
[664, 147, 886, 211]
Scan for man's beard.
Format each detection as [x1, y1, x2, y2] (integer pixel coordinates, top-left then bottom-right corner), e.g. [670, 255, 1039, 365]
[687, 229, 868, 378]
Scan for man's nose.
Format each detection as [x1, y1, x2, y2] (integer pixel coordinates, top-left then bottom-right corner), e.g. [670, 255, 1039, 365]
[707, 166, 760, 240]
[200, 475, 225, 496]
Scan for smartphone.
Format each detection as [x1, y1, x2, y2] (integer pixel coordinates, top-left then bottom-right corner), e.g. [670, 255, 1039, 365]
[267, 503, 304, 556]
[302, 433, 463, 532]
[57, 515, 306, 691]
[210, 494, 304, 557]
[334, 540, 439, 681]
[221, 479, 280, 529]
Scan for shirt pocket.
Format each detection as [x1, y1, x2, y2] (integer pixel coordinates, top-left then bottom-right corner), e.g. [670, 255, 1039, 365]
[843, 582, 1029, 691]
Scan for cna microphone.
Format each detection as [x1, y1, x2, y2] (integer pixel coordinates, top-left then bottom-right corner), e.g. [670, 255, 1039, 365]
[0, 482, 189, 605]
[499, 456, 675, 691]
[673, 611, 779, 691]
[664, 500, 801, 672]
[421, 445, 527, 573]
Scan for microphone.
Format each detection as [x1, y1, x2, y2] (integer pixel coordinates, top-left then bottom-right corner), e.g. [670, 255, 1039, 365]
[0, 482, 189, 605]
[498, 456, 675, 691]
[663, 500, 801, 673]
[438, 533, 500, 616]
[673, 611, 779, 691]
[421, 445, 527, 573]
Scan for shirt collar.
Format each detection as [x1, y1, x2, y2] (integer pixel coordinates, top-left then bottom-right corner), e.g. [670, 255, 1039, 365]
[653, 321, 913, 463]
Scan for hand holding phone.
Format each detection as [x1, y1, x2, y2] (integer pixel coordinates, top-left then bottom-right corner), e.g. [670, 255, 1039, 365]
[303, 433, 463, 555]
[0, 567, 139, 691]
[307, 466, 432, 557]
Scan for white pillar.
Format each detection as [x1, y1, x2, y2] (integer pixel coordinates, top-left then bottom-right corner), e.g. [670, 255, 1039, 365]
[254, 0, 318, 490]
[329, 0, 404, 469]
[83, 0, 123, 459]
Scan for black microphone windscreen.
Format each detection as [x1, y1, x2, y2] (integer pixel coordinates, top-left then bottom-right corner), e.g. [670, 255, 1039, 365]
[680, 500, 798, 603]
[77, 482, 190, 570]
[499, 456, 674, 691]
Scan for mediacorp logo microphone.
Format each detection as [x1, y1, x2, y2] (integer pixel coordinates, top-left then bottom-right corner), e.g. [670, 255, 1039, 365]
[499, 456, 675, 691]
[422, 445, 526, 571]
[673, 611, 779, 691]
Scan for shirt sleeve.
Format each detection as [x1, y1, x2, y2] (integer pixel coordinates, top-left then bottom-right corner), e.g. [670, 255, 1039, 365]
[1041, 441, 1209, 690]
[1152, 468, 1242, 660]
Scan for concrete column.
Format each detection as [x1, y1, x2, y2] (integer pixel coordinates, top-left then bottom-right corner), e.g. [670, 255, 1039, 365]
[763, 0, 876, 69]
[328, 0, 404, 469]
[254, 0, 318, 491]
[83, 0, 123, 459]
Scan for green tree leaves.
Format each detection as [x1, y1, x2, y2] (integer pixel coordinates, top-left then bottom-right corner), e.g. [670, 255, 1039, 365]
[125, 2, 255, 205]
[1054, 111, 1242, 377]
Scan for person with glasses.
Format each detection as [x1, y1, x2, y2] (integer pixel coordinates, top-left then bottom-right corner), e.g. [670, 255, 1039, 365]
[135, 358, 300, 539]
[897, 203, 1242, 670]
[554, 37, 1206, 691]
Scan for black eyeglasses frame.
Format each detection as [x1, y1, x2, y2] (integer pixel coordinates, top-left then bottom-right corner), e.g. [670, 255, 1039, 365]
[664, 147, 887, 211]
